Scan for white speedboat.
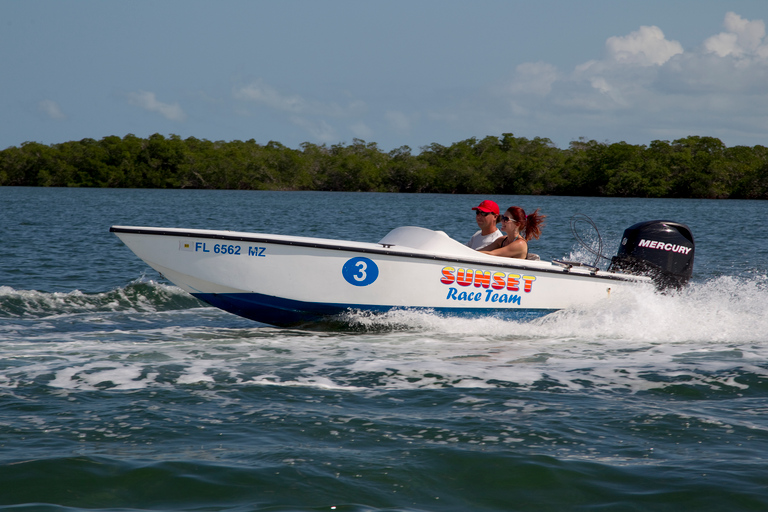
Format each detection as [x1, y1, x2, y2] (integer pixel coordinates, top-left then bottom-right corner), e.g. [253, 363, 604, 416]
[110, 220, 694, 327]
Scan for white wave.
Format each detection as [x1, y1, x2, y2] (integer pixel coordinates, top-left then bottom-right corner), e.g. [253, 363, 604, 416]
[0, 279, 200, 318]
[2, 275, 767, 394]
[345, 274, 768, 344]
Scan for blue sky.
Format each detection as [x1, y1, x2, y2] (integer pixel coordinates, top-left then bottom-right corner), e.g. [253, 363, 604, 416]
[2, 0, 768, 151]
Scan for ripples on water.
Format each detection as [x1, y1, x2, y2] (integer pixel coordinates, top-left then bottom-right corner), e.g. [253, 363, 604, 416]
[2, 189, 768, 511]
[2, 279, 768, 511]
[3, 275, 767, 393]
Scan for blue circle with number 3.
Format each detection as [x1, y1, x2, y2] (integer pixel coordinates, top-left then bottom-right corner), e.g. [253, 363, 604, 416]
[342, 257, 379, 286]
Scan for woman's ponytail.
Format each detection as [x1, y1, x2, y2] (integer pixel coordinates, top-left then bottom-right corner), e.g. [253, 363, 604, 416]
[523, 208, 546, 241]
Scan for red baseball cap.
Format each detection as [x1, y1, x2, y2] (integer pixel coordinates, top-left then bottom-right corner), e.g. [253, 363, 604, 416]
[472, 200, 499, 215]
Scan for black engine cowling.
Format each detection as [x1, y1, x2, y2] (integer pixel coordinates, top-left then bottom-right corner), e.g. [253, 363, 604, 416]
[609, 220, 695, 289]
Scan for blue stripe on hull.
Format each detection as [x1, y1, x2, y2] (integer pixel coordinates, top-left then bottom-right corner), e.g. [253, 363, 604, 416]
[193, 292, 556, 328]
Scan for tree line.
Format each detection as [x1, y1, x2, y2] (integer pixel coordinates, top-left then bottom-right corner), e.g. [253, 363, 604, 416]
[1, 133, 766, 198]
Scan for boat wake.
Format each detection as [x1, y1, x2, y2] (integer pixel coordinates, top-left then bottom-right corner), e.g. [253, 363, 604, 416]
[1, 274, 767, 396]
[0, 279, 204, 319]
[343, 274, 768, 341]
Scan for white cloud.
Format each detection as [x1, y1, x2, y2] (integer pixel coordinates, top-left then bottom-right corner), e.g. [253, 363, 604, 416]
[350, 122, 373, 140]
[289, 117, 337, 143]
[505, 27, 682, 114]
[605, 25, 683, 66]
[704, 12, 768, 58]
[234, 79, 366, 117]
[657, 51, 768, 94]
[127, 91, 186, 121]
[496, 12, 768, 145]
[233, 79, 373, 144]
[508, 62, 559, 95]
[385, 110, 412, 133]
[705, 32, 741, 58]
[38, 99, 65, 120]
[235, 80, 306, 113]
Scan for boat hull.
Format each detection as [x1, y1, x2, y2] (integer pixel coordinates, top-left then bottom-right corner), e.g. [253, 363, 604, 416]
[111, 225, 650, 327]
[192, 291, 556, 326]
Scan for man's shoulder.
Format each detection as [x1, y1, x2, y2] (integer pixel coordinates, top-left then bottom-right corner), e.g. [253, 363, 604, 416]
[484, 230, 503, 242]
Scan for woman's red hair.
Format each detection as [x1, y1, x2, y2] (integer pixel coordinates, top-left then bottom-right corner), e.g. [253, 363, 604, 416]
[506, 206, 546, 241]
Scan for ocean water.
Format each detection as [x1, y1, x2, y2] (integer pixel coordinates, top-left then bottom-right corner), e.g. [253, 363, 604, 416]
[1, 187, 768, 511]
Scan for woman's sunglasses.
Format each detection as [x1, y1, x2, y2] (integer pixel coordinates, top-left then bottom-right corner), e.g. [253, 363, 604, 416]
[501, 216, 517, 223]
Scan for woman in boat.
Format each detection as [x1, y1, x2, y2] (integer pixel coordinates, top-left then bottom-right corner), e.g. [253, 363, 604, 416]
[478, 206, 545, 259]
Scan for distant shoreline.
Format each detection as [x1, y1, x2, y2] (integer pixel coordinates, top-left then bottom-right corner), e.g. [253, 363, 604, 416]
[2, 133, 766, 199]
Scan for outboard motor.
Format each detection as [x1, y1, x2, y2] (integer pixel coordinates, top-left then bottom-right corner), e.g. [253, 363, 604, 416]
[609, 220, 694, 289]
